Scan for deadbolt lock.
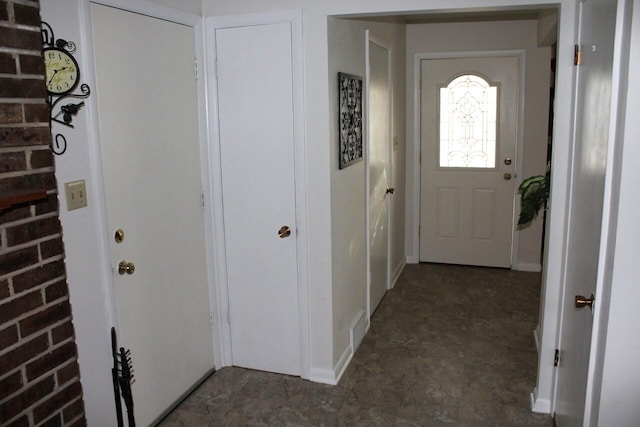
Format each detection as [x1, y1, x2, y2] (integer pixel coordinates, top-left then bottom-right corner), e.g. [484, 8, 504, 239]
[504, 157, 512, 166]
[118, 261, 135, 275]
[114, 228, 125, 243]
[575, 294, 594, 309]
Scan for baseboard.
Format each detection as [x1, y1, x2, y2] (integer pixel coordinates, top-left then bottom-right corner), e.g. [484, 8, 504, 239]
[308, 343, 353, 386]
[333, 343, 353, 384]
[516, 262, 542, 272]
[390, 261, 406, 289]
[405, 255, 419, 264]
[530, 387, 552, 413]
[349, 309, 367, 353]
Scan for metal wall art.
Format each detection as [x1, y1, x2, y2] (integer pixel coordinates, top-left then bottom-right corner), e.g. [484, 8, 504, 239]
[41, 21, 91, 155]
[338, 72, 363, 169]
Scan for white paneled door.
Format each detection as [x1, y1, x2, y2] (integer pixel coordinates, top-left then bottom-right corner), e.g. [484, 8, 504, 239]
[214, 22, 300, 375]
[419, 57, 519, 267]
[368, 38, 392, 315]
[553, 0, 619, 424]
[92, 4, 213, 426]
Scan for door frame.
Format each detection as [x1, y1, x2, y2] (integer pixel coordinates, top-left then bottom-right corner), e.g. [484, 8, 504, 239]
[206, 10, 311, 379]
[412, 50, 526, 268]
[365, 30, 393, 321]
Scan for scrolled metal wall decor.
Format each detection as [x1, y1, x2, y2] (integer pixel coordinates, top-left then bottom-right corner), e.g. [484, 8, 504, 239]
[41, 21, 91, 155]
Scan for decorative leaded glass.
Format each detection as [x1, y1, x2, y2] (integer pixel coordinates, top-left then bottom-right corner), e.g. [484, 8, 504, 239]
[439, 74, 497, 168]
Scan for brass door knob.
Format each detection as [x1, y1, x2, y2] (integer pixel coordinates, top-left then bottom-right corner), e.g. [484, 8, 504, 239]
[575, 294, 594, 309]
[278, 226, 291, 239]
[386, 187, 395, 195]
[503, 173, 512, 181]
[118, 261, 135, 275]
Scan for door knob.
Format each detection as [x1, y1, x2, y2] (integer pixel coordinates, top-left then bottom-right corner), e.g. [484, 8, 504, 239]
[278, 226, 291, 238]
[118, 261, 135, 275]
[575, 294, 594, 309]
[504, 157, 512, 165]
[386, 187, 395, 195]
[503, 173, 512, 181]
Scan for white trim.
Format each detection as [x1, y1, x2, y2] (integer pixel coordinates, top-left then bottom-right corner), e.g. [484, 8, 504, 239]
[409, 49, 526, 268]
[349, 309, 368, 353]
[206, 10, 311, 379]
[309, 367, 339, 386]
[333, 343, 353, 385]
[517, 262, 542, 272]
[391, 260, 406, 288]
[531, 388, 552, 413]
[89, 0, 198, 26]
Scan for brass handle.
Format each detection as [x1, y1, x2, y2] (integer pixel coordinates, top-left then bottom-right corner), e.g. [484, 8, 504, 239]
[575, 294, 594, 309]
[118, 261, 135, 275]
[278, 226, 291, 239]
[386, 187, 395, 195]
[504, 173, 512, 181]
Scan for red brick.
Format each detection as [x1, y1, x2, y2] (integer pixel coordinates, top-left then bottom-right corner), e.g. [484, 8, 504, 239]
[0, 246, 39, 276]
[0, 205, 32, 225]
[13, 4, 41, 28]
[35, 194, 59, 216]
[0, 27, 42, 51]
[0, 324, 19, 348]
[62, 398, 83, 423]
[19, 54, 44, 75]
[0, 173, 57, 194]
[39, 414, 62, 427]
[44, 280, 67, 303]
[56, 360, 79, 386]
[69, 416, 87, 427]
[30, 149, 53, 169]
[0, 103, 22, 124]
[0, 333, 48, 375]
[0, 151, 26, 173]
[19, 301, 71, 338]
[13, 261, 65, 294]
[6, 415, 29, 427]
[26, 341, 77, 382]
[0, 279, 9, 299]
[0, 372, 23, 401]
[24, 103, 48, 123]
[0, 126, 51, 148]
[0, 78, 46, 99]
[6, 216, 61, 246]
[0, 289, 42, 324]
[33, 380, 82, 424]
[0, 376, 54, 423]
[40, 237, 64, 260]
[51, 321, 73, 344]
[0, 2, 8, 22]
[0, 52, 16, 74]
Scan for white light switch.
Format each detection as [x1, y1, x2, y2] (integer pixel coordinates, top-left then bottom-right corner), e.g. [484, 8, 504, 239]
[65, 180, 88, 211]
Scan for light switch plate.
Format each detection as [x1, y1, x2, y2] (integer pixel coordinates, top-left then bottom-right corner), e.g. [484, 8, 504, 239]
[65, 180, 88, 211]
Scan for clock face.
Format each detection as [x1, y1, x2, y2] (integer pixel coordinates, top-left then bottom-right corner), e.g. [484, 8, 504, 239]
[44, 48, 79, 95]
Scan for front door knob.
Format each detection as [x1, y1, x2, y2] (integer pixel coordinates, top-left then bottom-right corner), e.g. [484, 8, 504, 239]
[278, 226, 291, 239]
[118, 261, 135, 275]
[503, 173, 512, 181]
[575, 294, 594, 309]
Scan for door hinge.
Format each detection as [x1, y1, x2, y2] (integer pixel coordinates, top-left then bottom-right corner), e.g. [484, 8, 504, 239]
[554, 348, 560, 367]
[201, 192, 205, 210]
[574, 44, 583, 66]
[194, 58, 199, 79]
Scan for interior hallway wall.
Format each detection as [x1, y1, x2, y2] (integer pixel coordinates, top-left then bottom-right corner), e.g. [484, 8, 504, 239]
[327, 16, 406, 370]
[405, 19, 552, 271]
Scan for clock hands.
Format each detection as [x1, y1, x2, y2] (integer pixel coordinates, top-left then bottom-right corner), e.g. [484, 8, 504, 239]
[47, 66, 69, 85]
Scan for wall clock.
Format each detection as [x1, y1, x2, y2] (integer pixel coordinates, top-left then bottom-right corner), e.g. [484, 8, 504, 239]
[41, 21, 91, 155]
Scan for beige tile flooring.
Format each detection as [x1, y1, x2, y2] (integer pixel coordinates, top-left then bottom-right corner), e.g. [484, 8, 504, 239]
[160, 263, 553, 426]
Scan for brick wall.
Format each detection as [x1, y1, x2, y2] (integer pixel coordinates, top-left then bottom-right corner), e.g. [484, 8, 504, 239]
[0, 1, 85, 426]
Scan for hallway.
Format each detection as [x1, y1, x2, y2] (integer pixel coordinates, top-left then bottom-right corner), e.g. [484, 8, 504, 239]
[160, 263, 552, 426]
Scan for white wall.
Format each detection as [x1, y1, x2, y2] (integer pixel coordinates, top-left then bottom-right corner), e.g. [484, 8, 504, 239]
[405, 19, 552, 271]
[327, 17, 406, 373]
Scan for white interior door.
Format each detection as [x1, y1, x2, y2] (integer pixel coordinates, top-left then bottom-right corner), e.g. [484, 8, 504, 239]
[214, 23, 300, 376]
[368, 38, 392, 315]
[419, 57, 518, 267]
[554, 0, 618, 424]
[92, 4, 213, 426]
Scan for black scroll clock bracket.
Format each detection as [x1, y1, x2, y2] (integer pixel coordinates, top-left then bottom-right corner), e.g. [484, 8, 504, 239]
[41, 21, 91, 156]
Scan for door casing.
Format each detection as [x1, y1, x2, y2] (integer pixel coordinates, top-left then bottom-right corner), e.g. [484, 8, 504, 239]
[206, 10, 311, 378]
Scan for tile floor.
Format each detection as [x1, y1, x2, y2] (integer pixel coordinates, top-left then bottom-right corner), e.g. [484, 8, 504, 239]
[159, 263, 553, 426]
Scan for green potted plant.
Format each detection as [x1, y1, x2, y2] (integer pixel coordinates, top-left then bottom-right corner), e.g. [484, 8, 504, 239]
[517, 163, 551, 226]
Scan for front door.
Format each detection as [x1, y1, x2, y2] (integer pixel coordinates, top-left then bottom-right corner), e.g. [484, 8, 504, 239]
[368, 37, 392, 315]
[92, 4, 213, 425]
[419, 56, 519, 267]
[553, 0, 619, 424]
[213, 22, 301, 375]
